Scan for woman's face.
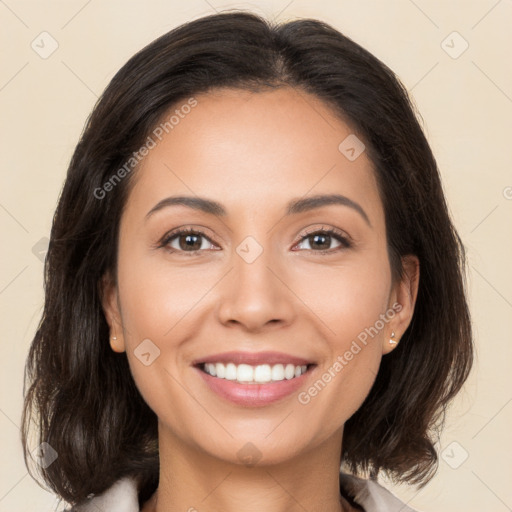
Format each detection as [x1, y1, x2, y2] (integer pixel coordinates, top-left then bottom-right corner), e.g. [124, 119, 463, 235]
[102, 86, 418, 466]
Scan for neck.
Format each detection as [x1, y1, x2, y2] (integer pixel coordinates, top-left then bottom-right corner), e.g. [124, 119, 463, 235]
[143, 423, 354, 512]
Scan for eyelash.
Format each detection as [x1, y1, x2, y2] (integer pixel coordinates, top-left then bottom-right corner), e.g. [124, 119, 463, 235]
[158, 225, 352, 256]
[295, 225, 352, 254]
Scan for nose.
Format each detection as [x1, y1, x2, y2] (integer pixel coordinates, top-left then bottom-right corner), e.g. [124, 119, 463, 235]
[216, 243, 296, 333]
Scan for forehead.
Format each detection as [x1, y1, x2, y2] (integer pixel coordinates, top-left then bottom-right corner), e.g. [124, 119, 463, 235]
[125, 87, 384, 224]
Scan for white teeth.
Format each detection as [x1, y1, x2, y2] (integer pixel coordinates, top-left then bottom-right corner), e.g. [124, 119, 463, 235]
[215, 362, 224, 378]
[225, 363, 237, 380]
[271, 364, 284, 381]
[202, 362, 309, 383]
[254, 364, 271, 383]
[284, 363, 296, 379]
[237, 364, 253, 382]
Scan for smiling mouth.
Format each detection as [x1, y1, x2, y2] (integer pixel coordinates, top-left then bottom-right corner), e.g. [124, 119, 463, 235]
[195, 362, 316, 385]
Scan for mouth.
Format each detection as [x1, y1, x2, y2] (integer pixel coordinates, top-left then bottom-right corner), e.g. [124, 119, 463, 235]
[191, 351, 317, 406]
[194, 361, 316, 384]
[192, 350, 316, 384]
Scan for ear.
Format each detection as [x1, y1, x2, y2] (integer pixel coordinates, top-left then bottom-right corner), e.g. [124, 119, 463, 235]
[382, 254, 420, 355]
[99, 272, 126, 353]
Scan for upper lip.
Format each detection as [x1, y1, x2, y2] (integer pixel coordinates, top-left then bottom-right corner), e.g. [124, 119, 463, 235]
[192, 351, 315, 367]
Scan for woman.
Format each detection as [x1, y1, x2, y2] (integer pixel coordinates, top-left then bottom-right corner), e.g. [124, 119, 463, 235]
[22, 11, 473, 512]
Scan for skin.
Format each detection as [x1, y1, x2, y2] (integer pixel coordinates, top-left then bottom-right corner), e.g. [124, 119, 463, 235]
[101, 86, 419, 512]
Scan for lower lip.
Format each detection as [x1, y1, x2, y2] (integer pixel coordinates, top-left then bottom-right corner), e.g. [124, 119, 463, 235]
[194, 365, 316, 407]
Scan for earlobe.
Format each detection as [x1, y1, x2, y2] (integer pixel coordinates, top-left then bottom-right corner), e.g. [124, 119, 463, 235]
[383, 254, 420, 355]
[383, 330, 400, 355]
[99, 272, 126, 353]
[110, 334, 125, 353]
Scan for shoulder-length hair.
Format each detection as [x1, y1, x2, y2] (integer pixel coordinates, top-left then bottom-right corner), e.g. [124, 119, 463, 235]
[22, 10, 473, 508]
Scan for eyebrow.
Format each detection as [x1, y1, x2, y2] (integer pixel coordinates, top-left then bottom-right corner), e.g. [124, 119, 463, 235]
[145, 193, 371, 226]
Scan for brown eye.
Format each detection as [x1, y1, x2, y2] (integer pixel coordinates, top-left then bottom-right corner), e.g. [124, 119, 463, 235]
[161, 229, 216, 253]
[306, 232, 333, 251]
[294, 228, 351, 253]
[176, 233, 204, 251]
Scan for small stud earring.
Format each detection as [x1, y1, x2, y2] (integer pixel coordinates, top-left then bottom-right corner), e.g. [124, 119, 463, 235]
[110, 334, 124, 354]
[389, 331, 398, 345]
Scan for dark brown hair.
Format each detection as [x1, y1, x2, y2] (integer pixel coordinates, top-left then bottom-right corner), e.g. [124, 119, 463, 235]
[22, 10, 473, 508]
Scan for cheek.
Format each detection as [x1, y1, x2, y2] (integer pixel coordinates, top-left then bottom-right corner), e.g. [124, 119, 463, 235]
[116, 247, 217, 341]
[114, 246, 227, 421]
[290, 250, 392, 345]
[289, 252, 392, 422]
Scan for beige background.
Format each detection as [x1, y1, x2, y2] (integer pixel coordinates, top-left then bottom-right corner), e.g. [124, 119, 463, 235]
[1, 1, 511, 511]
